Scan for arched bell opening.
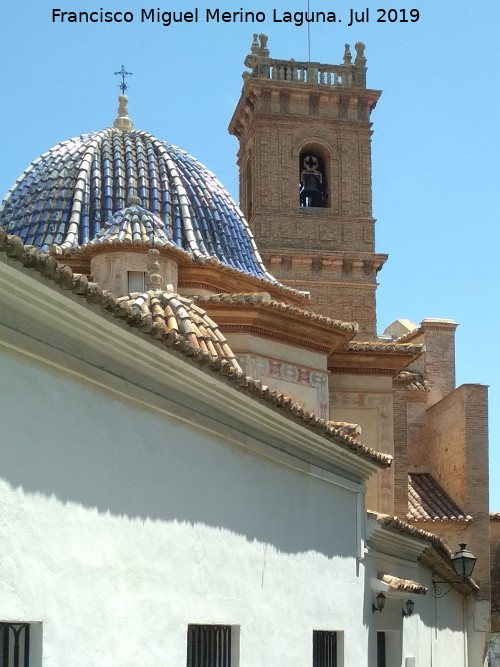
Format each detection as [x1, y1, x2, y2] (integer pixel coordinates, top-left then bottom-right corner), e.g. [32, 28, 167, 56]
[299, 150, 327, 207]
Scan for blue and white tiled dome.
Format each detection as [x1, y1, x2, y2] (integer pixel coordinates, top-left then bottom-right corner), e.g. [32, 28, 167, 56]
[0, 114, 273, 281]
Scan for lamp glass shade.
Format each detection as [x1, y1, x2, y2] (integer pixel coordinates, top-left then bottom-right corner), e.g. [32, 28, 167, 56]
[451, 544, 476, 580]
[376, 592, 386, 610]
[405, 599, 415, 616]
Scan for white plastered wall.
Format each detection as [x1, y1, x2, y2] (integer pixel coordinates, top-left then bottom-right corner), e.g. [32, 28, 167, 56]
[366, 551, 476, 667]
[0, 345, 365, 666]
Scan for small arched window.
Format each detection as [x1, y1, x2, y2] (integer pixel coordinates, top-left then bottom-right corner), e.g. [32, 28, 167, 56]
[299, 151, 326, 207]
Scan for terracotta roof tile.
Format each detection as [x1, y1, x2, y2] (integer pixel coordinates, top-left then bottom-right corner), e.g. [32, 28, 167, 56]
[326, 421, 361, 439]
[378, 573, 428, 595]
[0, 231, 392, 469]
[368, 512, 479, 594]
[407, 473, 472, 523]
[390, 327, 423, 344]
[194, 292, 358, 334]
[395, 370, 430, 392]
[346, 340, 423, 355]
[115, 290, 242, 371]
[368, 511, 452, 558]
[490, 513, 500, 521]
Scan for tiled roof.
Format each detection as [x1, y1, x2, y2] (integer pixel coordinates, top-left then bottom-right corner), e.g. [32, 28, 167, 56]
[407, 473, 472, 523]
[378, 573, 428, 595]
[194, 292, 358, 334]
[116, 290, 241, 371]
[325, 421, 361, 439]
[346, 340, 423, 355]
[491, 513, 500, 521]
[395, 370, 430, 392]
[56, 239, 307, 304]
[368, 511, 453, 559]
[368, 513, 479, 594]
[0, 129, 276, 283]
[89, 203, 177, 248]
[0, 231, 392, 469]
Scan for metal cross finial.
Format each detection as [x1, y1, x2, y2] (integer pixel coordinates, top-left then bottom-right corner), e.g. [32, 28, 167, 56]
[114, 65, 133, 94]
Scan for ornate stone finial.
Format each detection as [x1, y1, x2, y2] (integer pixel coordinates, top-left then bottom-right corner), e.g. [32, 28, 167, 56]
[244, 34, 270, 79]
[259, 34, 269, 57]
[146, 248, 162, 291]
[343, 44, 352, 65]
[113, 94, 133, 132]
[354, 42, 366, 66]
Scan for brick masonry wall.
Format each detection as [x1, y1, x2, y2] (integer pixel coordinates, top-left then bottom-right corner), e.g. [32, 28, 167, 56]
[392, 380, 409, 519]
[406, 393, 428, 471]
[265, 272, 378, 335]
[421, 320, 457, 407]
[425, 384, 490, 601]
[232, 79, 384, 336]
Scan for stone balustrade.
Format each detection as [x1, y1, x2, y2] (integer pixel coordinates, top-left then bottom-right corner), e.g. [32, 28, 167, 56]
[244, 34, 367, 88]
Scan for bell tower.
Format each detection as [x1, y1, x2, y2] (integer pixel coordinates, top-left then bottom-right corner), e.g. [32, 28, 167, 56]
[229, 35, 387, 336]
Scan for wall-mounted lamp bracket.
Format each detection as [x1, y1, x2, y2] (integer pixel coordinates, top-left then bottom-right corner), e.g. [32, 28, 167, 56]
[431, 544, 477, 599]
[372, 592, 386, 613]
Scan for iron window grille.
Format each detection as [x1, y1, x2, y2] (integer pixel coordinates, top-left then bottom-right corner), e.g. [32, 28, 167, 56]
[0, 623, 30, 667]
[187, 624, 231, 667]
[313, 630, 337, 667]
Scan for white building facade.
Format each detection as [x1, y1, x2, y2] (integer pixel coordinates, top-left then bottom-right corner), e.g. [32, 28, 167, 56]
[0, 237, 484, 666]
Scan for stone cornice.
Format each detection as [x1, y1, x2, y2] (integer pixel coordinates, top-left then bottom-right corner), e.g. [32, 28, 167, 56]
[329, 344, 423, 375]
[178, 265, 307, 307]
[195, 295, 357, 355]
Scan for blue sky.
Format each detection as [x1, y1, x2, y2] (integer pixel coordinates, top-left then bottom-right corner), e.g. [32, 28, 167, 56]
[1, 0, 499, 508]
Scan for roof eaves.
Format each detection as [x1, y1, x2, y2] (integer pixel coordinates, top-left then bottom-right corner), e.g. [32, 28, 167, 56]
[0, 231, 392, 470]
[378, 573, 428, 596]
[193, 292, 359, 334]
[346, 341, 424, 355]
[52, 239, 309, 303]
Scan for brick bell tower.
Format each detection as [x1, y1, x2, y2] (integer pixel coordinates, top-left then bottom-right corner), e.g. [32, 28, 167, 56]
[229, 35, 387, 336]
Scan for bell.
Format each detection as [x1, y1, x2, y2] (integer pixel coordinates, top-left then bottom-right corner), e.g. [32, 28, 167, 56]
[301, 173, 323, 206]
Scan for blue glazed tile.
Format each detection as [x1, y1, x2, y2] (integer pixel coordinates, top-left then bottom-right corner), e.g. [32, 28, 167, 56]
[0, 127, 272, 281]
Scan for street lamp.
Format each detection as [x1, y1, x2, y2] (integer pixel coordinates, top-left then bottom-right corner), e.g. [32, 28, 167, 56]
[431, 544, 477, 598]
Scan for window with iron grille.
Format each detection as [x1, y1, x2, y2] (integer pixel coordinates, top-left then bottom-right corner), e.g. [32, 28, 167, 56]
[187, 624, 231, 667]
[0, 623, 30, 667]
[313, 630, 337, 667]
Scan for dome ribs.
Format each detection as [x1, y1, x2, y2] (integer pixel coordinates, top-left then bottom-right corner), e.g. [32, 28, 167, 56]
[112, 132, 125, 211]
[90, 148, 102, 240]
[135, 137, 148, 204]
[81, 177, 90, 246]
[0, 127, 282, 285]
[123, 133, 137, 202]
[64, 130, 108, 249]
[101, 135, 114, 223]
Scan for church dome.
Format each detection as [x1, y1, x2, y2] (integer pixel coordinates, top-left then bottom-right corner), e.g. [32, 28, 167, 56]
[0, 105, 273, 282]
